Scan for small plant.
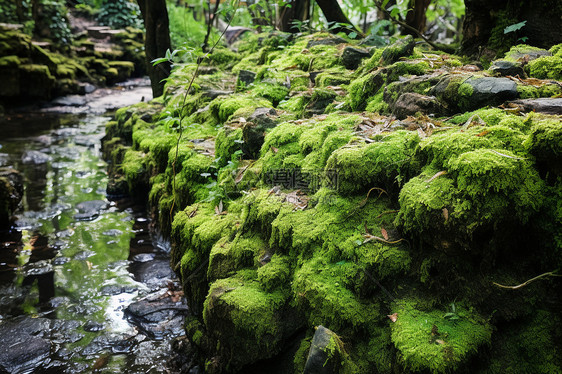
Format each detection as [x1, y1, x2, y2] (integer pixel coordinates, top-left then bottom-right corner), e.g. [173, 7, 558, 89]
[444, 302, 460, 322]
[97, 0, 143, 29]
[504, 20, 528, 43]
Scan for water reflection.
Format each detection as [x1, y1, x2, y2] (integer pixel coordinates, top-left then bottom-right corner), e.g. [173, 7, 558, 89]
[0, 84, 191, 373]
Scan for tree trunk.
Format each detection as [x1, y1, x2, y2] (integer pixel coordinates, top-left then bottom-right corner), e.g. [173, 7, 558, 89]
[404, 0, 430, 36]
[279, 0, 311, 33]
[137, 0, 172, 98]
[461, 0, 562, 56]
[315, 0, 358, 35]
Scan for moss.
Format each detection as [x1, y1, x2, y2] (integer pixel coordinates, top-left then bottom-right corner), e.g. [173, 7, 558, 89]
[325, 131, 420, 195]
[0, 55, 21, 67]
[357, 48, 385, 74]
[210, 95, 272, 123]
[516, 84, 539, 99]
[538, 83, 562, 98]
[278, 95, 308, 117]
[503, 44, 550, 62]
[364, 90, 389, 113]
[386, 60, 430, 82]
[208, 47, 240, 66]
[121, 149, 148, 194]
[257, 254, 291, 292]
[447, 108, 508, 127]
[250, 82, 289, 105]
[315, 68, 351, 87]
[347, 70, 386, 111]
[390, 300, 492, 373]
[207, 234, 266, 281]
[524, 118, 562, 166]
[215, 127, 243, 166]
[293, 337, 312, 373]
[527, 56, 562, 80]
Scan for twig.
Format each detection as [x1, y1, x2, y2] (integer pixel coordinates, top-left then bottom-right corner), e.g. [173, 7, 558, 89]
[493, 271, 561, 290]
[169, 0, 241, 224]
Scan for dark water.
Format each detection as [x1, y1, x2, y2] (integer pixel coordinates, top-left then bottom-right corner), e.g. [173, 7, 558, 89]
[0, 83, 191, 373]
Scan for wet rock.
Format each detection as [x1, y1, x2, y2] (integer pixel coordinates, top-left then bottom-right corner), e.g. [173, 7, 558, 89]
[130, 259, 174, 287]
[381, 35, 415, 65]
[307, 36, 347, 48]
[508, 98, 562, 115]
[132, 253, 156, 262]
[0, 317, 52, 373]
[21, 150, 52, 164]
[341, 47, 371, 70]
[74, 199, 107, 221]
[237, 70, 256, 86]
[242, 108, 278, 158]
[391, 92, 444, 119]
[489, 60, 526, 77]
[100, 284, 137, 296]
[77, 82, 96, 95]
[51, 95, 87, 107]
[303, 326, 342, 374]
[83, 320, 105, 332]
[125, 298, 188, 339]
[0, 167, 23, 227]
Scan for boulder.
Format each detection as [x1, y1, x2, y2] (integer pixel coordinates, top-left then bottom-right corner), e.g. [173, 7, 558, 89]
[392, 92, 443, 119]
[509, 98, 562, 115]
[238, 70, 257, 87]
[489, 60, 526, 77]
[341, 47, 371, 70]
[381, 35, 415, 65]
[242, 107, 278, 158]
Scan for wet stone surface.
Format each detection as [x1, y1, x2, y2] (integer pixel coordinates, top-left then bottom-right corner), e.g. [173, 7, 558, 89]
[0, 82, 193, 373]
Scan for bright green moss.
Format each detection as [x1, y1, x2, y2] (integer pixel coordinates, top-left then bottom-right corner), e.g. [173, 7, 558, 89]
[208, 47, 240, 66]
[210, 95, 272, 123]
[250, 82, 289, 105]
[292, 255, 380, 331]
[278, 95, 308, 116]
[357, 48, 384, 74]
[347, 70, 386, 111]
[524, 119, 562, 164]
[391, 300, 492, 373]
[527, 56, 562, 80]
[517, 84, 539, 99]
[215, 128, 243, 166]
[538, 83, 562, 98]
[325, 131, 420, 195]
[207, 234, 266, 281]
[315, 68, 352, 87]
[365, 90, 389, 113]
[257, 254, 291, 292]
[386, 60, 430, 82]
[503, 44, 550, 62]
[447, 108, 508, 126]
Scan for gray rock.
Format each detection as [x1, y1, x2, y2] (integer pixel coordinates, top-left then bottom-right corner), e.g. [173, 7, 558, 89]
[505, 47, 551, 62]
[509, 98, 562, 115]
[464, 76, 518, 109]
[238, 70, 257, 86]
[242, 107, 279, 159]
[341, 47, 371, 70]
[392, 92, 443, 119]
[21, 150, 51, 164]
[489, 60, 526, 77]
[74, 199, 107, 220]
[303, 325, 341, 374]
[125, 298, 188, 339]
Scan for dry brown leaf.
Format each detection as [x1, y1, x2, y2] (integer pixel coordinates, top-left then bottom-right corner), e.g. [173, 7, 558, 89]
[475, 130, 489, 137]
[435, 339, 446, 345]
[271, 146, 279, 153]
[387, 313, 398, 322]
[442, 208, 449, 221]
[381, 227, 389, 240]
[188, 207, 198, 218]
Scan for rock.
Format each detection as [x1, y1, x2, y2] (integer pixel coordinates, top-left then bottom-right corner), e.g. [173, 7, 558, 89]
[489, 60, 526, 77]
[463, 76, 518, 109]
[381, 35, 415, 65]
[202, 89, 234, 100]
[0, 317, 52, 373]
[341, 47, 371, 70]
[509, 98, 562, 115]
[392, 92, 443, 119]
[74, 199, 108, 221]
[130, 259, 174, 287]
[237, 69, 257, 87]
[83, 320, 105, 332]
[303, 326, 343, 374]
[0, 168, 23, 227]
[242, 107, 278, 158]
[77, 82, 96, 95]
[307, 36, 347, 48]
[22, 150, 52, 164]
[505, 46, 551, 62]
[125, 298, 188, 339]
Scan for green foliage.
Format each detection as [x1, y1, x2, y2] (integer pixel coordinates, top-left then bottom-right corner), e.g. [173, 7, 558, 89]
[527, 56, 562, 80]
[97, 0, 143, 29]
[39, 0, 73, 44]
[167, 2, 211, 49]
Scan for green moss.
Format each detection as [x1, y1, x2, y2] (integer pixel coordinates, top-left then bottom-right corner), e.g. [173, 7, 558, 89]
[391, 300, 492, 373]
[250, 82, 289, 105]
[121, 149, 148, 194]
[257, 254, 291, 292]
[0, 55, 21, 67]
[357, 48, 385, 74]
[527, 56, 562, 80]
[325, 130, 420, 195]
[215, 127, 243, 166]
[538, 84, 562, 98]
[347, 70, 386, 111]
[386, 60, 430, 82]
[315, 68, 351, 87]
[503, 44, 550, 62]
[447, 108, 508, 127]
[278, 95, 308, 117]
[517, 84, 539, 99]
[207, 234, 266, 281]
[364, 90, 389, 113]
[208, 47, 240, 66]
[524, 118, 562, 165]
[210, 95, 272, 123]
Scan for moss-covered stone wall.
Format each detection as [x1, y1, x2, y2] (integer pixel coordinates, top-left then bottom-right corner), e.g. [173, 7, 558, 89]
[104, 32, 562, 373]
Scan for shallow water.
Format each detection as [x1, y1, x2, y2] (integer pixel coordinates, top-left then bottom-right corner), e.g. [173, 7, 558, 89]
[0, 83, 191, 373]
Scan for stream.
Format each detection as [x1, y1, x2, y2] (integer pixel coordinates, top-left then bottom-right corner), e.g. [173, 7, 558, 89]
[0, 80, 193, 373]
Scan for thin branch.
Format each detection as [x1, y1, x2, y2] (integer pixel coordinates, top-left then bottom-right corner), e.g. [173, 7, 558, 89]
[493, 271, 561, 290]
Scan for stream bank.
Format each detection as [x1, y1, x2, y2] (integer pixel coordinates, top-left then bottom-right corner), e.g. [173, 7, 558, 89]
[0, 82, 197, 374]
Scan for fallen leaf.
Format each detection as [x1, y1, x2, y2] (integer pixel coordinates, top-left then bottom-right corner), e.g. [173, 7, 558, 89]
[475, 130, 489, 137]
[442, 208, 449, 221]
[86, 261, 93, 271]
[188, 206, 198, 218]
[387, 313, 398, 322]
[381, 227, 389, 240]
[435, 339, 446, 345]
[425, 170, 447, 183]
[271, 146, 279, 153]
[92, 354, 110, 371]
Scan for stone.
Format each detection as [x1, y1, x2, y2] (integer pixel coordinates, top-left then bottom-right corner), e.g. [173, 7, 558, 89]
[489, 60, 526, 77]
[381, 35, 415, 65]
[307, 36, 347, 48]
[125, 297, 188, 339]
[238, 70, 257, 87]
[509, 98, 562, 115]
[303, 326, 342, 374]
[21, 150, 52, 164]
[242, 107, 278, 158]
[74, 199, 108, 221]
[392, 92, 443, 119]
[341, 46, 371, 70]
[464, 76, 518, 109]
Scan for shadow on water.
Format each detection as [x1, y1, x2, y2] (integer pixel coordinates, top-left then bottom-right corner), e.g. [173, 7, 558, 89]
[0, 82, 196, 374]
